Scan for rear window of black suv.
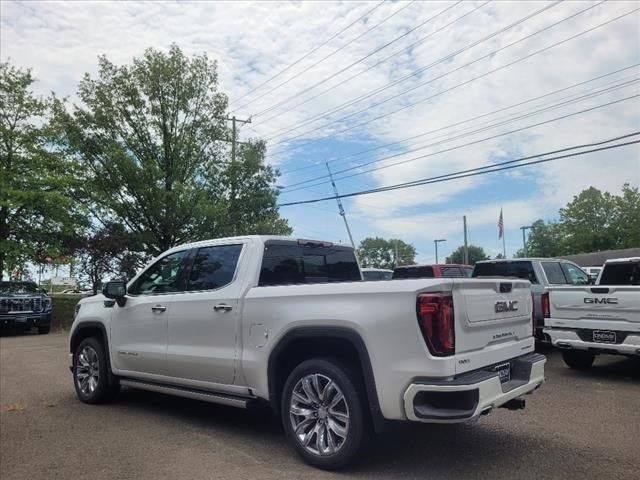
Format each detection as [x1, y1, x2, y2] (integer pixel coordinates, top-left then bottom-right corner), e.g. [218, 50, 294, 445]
[259, 241, 361, 286]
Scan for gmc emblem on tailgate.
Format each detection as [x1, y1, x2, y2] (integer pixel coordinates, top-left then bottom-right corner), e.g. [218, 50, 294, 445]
[495, 300, 518, 313]
[584, 297, 618, 304]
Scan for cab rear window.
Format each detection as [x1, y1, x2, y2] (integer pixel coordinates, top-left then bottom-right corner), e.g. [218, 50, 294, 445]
[599, 262, 640, 285]
[472, 261, 538, 284]
[259, 241, 361, 286]
[392, 266, 434, 279]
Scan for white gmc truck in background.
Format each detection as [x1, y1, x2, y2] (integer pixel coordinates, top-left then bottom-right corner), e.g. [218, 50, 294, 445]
[545, 257, 640, 369]
[69, 236, 545, 469]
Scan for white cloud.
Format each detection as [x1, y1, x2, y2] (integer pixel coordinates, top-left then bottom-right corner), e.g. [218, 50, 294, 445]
[2, 0, 638, 253]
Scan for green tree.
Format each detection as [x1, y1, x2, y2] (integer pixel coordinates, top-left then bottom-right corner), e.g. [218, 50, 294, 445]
[559, 187, 617, 253]
[53, 45, 290, 256]
[515, 219, 567, 258]
[611, 183, 640, 248]
[445, 245, 488, 265]
[0, 61, 84, 279]
[357, 237, 416, 270]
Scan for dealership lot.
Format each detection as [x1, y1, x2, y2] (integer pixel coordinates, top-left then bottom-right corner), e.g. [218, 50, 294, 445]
[1, 332, 638, 480]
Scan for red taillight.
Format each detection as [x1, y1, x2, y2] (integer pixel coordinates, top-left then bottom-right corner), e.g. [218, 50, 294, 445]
[531, 293, 535, 336]
[416, 293, 455, 357]
[541, 292, 550, 318]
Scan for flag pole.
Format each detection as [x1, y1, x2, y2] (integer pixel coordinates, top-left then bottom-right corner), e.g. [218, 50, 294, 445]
[502, 229, 506, 258]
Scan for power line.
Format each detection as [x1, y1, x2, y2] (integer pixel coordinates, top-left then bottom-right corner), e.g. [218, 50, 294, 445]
[228, 1, 385, 108]
[258, 0, 488, 128]
[230, 0, 416, 114]
[280, 91, 639, 193]
[268, 1, 616, 153]
[277, 133, 640, 207]
[261, 0, 557, 136]
[278, 64, 639, 176]
[252, 0, 468, 119]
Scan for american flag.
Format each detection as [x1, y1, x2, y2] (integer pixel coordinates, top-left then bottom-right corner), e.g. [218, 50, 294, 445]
[498, 208, 504, 239]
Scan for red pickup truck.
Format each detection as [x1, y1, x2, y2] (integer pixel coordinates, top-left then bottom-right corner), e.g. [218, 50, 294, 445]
[392, 264, 473, 279]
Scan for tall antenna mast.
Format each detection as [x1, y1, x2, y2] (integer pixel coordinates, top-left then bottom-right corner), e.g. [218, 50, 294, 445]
[325, 161, 356, 250]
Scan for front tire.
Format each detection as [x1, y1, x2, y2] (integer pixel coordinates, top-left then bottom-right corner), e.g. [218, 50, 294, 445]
[73, 337, 119, 403]
[281, 358, 369, 470]
[562, 350, 596, 370]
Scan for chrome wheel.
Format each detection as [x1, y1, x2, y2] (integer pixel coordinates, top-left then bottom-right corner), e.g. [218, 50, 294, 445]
[289, 373, 350, 456]
[76, 346, 100, 396]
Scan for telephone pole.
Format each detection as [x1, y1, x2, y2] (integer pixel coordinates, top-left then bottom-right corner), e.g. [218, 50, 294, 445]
[217, 115, 251, 235]
[326, 162, 356, 250]
[463, 215, 469, 265]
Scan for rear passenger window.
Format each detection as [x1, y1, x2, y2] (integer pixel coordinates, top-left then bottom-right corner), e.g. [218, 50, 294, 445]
[187, 245, 243, 291]
[542, 262, 567, 284]
[392, 266, 434, 279]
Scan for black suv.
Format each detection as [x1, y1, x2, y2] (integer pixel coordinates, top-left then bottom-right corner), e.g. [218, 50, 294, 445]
[0, 281, 52, 334]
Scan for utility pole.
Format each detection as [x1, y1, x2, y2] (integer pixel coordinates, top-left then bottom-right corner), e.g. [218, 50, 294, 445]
[434, 238, 446, 264]
[326, 162, 356, 250]
[395, 239, 400, 267]
[217, 115, 251, 235]
[520, 225, 533, 256]
[463, 216, 469, 265]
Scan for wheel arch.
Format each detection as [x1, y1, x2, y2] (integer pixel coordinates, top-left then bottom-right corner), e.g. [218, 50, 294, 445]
[267, 326, 384, 430]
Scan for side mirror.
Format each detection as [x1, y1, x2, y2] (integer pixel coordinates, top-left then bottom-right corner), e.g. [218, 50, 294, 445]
[102, 281, 127, 305]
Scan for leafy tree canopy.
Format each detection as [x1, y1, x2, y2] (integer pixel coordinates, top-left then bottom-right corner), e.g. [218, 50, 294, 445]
[446, 245, 488, 265]
[357, 236, 416, 270]
[53, 44, 290, 256]
[0, 61, 85, 280]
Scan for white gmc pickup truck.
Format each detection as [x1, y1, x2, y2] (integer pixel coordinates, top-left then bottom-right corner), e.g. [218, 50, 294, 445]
[69, 236, 545, 469]
[545, 257, 640, 369]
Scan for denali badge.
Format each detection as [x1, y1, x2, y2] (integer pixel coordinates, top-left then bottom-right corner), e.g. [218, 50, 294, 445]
[584, 297, 618, 304]
[495, 300, 518, 313]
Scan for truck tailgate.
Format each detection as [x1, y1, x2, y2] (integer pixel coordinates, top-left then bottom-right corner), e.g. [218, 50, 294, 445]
[452, 279, 534, 375]
[547, 286, 640, 331]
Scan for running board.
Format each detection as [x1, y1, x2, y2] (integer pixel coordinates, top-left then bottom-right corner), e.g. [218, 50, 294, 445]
[120, 379, 251, 409]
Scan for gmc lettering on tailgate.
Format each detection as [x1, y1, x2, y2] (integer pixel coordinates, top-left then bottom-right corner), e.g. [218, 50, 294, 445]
[584, 297, 618, 304]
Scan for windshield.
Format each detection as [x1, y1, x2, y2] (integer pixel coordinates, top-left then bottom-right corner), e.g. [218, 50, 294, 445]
[0, 281, 39, 294]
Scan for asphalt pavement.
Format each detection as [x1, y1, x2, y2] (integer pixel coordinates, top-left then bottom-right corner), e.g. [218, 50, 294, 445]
[1, 332, 638, 480]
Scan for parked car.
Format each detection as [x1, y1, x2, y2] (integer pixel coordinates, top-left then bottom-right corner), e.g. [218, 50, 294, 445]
[69, 236, 545, 470]
[472, 258, 590, 341]
[392, 264, 473, 279]
[544, 257, 640, 369]
[0, 281, 52, 334]
[361, 268, 393, 280]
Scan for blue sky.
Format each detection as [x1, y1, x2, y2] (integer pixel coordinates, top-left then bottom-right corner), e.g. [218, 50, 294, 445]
[2, 0, 639, 264]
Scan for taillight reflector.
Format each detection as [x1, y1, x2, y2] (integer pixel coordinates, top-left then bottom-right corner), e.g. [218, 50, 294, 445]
[416, 293, 455, 357]
[541, 292, 550, 318]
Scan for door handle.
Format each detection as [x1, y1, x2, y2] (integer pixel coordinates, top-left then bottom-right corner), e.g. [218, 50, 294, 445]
[151, 305, 167, 313]
[213, 303, 233, 312]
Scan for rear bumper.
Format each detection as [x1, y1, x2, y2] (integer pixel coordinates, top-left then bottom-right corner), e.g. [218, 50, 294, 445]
[403, 353, 546, 423]
[0, 312, 51, 330]
[544, 328, 640, 356]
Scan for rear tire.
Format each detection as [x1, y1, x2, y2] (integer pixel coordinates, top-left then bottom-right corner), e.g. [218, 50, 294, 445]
[281, 358, 369, 470]
[562, 350, 595, 370]
[73, 337, 119, 403]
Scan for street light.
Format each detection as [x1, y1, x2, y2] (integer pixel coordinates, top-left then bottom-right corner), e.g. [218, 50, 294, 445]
[434, 238, 446, 264]
[520, 225, 533, 256]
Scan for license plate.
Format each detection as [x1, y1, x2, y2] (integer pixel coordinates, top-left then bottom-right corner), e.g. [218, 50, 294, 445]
[494, 363, 511, 384]
[593, 330, 616, 343]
